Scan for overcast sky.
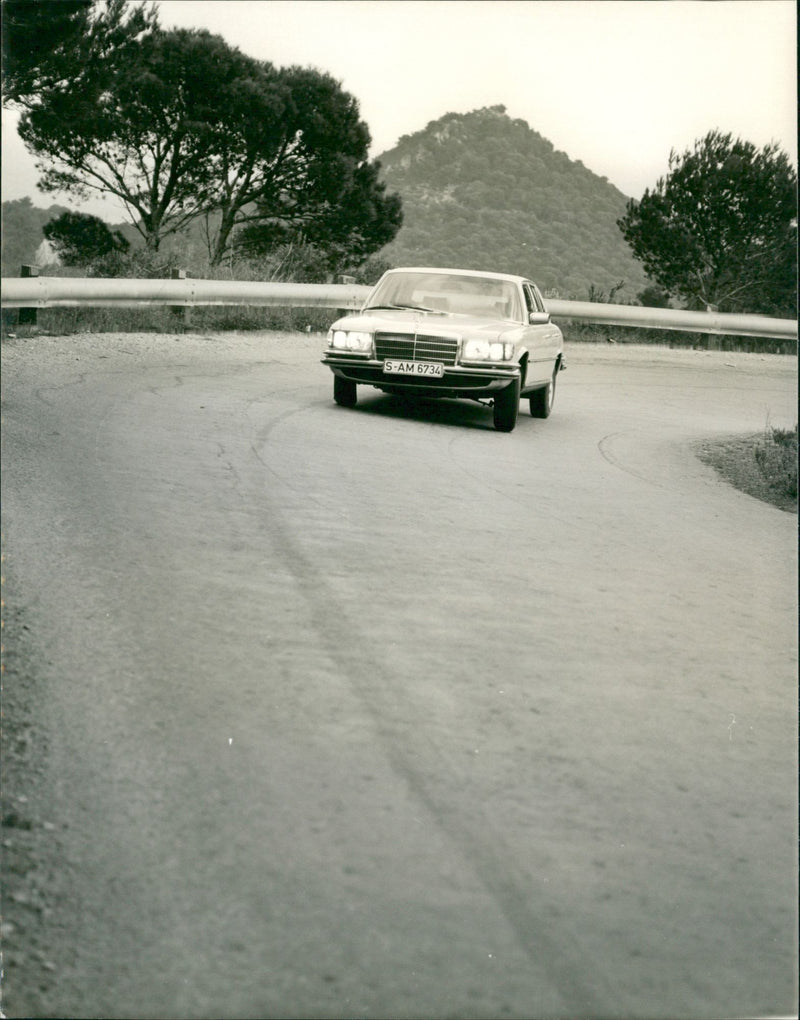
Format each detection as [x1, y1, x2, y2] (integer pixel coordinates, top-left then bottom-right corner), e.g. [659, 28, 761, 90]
[2, 0, 797, 220]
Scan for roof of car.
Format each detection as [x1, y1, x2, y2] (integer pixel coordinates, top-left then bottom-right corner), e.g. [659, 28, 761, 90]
[387, 267, 528, 285]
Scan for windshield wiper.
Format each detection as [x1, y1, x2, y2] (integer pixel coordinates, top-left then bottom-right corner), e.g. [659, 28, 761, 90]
[363, 303, 447, 315]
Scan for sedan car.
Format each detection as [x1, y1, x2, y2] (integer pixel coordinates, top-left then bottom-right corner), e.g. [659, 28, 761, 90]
[322, 266, 564, 432]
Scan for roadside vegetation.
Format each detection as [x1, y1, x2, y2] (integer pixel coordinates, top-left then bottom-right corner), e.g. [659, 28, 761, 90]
[697, 425, 798, 513]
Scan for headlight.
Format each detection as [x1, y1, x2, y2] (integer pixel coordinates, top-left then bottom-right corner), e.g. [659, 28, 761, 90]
[327, 329, 374, 353]
[462, 339, 515, 362]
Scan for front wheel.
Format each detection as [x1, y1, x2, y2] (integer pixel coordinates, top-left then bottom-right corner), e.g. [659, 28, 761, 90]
[493, 377, 520, 432]
[333, 375, 357, 407]
[529, 367, 557, 418]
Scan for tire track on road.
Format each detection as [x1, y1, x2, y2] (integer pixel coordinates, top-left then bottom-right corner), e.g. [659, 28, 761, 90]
[597, 429, 670, 489]
[243, 403, 620, 1017]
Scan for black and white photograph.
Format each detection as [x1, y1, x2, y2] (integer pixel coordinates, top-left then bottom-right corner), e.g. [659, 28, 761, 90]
[1, 1, 797, 1017]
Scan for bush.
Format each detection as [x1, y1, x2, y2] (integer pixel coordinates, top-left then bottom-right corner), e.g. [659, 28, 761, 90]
[754, 425, 798, 498]
[84, 247, 184, 279]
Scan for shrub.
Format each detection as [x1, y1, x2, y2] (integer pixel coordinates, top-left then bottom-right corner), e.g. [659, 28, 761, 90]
[754, 424, 798, 498]
[84, 247, 183, 279]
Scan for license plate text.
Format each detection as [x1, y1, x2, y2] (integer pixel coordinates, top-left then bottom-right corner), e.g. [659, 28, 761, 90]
[383, 360, 444, 377]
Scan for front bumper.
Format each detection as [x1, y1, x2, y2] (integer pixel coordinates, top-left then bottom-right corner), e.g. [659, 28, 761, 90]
[322, 354, 519, 398]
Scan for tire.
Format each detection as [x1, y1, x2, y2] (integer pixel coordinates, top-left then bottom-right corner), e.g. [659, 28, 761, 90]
[493, 376, 520, 432]
[333, 375, 357, 408]
[529, 366, 557, 418]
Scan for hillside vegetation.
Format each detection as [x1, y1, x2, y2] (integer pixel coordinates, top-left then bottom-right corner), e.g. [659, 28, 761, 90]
[376, 105, 648, 301]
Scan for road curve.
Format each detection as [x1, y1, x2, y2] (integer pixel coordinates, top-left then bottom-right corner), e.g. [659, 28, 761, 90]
[1, 331, 797, 1019]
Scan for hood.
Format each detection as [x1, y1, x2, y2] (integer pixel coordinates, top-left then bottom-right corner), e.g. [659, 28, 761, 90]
[330, 307, 516, 341]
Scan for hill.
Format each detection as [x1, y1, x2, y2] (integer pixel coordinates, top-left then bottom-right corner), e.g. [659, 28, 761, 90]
[375, 105, 649, 301]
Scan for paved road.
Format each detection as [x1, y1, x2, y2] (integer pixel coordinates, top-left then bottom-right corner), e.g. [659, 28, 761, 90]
[1, 332, 797, 1019]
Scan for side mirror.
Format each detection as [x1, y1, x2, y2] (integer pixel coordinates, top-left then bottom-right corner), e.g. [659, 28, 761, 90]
[528, 311, 550, 325]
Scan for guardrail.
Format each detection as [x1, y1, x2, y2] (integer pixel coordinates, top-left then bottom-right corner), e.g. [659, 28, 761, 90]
[1, 275, 797, 341]
[0, 276, 370, 312]
[544, 299, 797, 340]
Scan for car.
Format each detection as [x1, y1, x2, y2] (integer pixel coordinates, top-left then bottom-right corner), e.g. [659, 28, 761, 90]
[322, 266, 565, 432]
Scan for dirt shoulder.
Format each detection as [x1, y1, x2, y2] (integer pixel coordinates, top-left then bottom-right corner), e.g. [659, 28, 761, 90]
[696, 433, 797, 514]
[1, 566, 63, 1015]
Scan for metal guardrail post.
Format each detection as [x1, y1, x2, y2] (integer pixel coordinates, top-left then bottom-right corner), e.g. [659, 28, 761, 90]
[170, 268, 190, 328]
[336, 274, 356, 319]
[18, 264, 39, 326]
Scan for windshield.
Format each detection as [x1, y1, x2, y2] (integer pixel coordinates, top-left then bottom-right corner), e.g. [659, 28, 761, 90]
[366, 271, 523, 321]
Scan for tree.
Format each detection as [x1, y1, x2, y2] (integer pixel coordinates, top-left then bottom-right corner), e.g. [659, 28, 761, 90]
[202, 65, 402, 266]
[1, 0, 93, 105]
[17, 24, 402, 265]
[618, 130, 797, 316]
[19, 26, 248, 251]
[43, 210, 129, 265]
[234, 155, 403, 274]
[2, 0, 155, 109]
[302, 158, 402, 270]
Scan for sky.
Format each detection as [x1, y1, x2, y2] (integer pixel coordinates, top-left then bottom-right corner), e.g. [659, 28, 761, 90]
[1, 0, 797, 221]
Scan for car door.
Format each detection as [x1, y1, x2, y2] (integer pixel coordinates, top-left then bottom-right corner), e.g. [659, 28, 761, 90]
[521, 282, 561, 387]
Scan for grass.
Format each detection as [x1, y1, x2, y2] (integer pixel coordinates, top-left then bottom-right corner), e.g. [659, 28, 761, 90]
[697, 424, 798, 513]
[2, 304, 336, 336]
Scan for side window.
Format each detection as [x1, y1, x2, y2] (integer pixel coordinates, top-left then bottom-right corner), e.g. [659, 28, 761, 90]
[523, 283, 541, 316]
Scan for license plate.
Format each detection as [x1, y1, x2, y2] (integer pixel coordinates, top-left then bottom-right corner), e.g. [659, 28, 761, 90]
[383, 360, 444, 377]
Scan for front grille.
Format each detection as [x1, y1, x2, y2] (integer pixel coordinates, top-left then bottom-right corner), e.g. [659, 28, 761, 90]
[374, 332, 458, 366]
